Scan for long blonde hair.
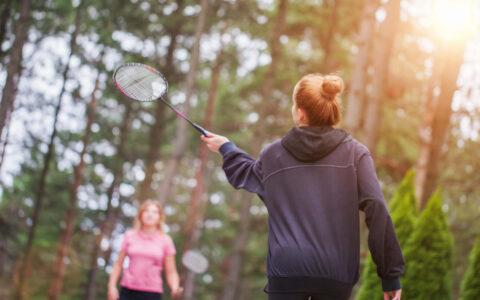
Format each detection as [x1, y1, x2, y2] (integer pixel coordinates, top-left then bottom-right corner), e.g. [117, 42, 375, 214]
[132, 200, 165, 234]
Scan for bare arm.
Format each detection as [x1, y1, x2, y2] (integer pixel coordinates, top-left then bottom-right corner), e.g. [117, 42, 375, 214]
[164, 254, 183, 298]
[108, 250, 126, 300]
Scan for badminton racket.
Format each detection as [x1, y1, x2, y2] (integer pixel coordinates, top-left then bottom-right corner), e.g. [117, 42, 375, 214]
[113, 63, 208, 136]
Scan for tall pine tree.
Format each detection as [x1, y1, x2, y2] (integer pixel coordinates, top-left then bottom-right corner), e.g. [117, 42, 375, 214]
[357, 170, 417, 300]
[402, 190, 453, 299]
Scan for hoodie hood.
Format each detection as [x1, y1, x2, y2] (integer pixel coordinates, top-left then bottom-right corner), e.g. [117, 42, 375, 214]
[281, 126, 349, 162]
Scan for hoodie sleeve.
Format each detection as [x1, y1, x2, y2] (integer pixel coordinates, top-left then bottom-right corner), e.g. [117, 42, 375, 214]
[357, 153, 405, 291]
[219, 142, 265, 199]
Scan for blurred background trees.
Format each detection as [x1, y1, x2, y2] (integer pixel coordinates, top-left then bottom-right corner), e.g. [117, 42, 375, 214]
[0, 0, 479, 299]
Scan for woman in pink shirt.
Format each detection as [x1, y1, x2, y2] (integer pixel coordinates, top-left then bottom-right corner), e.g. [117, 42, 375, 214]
[108, 200, 183, 300]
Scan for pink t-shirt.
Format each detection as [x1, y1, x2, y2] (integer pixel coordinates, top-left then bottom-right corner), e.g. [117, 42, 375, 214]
[120, 229, 176, 293]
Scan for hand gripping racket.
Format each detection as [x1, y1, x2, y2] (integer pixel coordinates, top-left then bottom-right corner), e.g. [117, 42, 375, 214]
[113, 63, 208, 136]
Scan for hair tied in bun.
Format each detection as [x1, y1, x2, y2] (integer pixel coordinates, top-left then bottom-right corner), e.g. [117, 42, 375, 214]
[321, 75, 344, 101]
[293, 73, 343, 126]
[320, 89, 336, 101]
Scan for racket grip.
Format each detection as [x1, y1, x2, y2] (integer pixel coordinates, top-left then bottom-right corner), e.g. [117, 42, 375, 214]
[193, 123, 208, 136]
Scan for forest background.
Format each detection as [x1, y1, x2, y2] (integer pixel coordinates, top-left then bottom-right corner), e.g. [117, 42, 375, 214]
[0, 0, 480, 299]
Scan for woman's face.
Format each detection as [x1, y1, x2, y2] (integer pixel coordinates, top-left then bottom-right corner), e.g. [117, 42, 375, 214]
[141, 204, 161, 228]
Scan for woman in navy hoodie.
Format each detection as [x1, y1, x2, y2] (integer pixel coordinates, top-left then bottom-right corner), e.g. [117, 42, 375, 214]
[201, 74, 404, 300]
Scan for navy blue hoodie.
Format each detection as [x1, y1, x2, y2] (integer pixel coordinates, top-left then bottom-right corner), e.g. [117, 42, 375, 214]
[219, 126, 405, 298]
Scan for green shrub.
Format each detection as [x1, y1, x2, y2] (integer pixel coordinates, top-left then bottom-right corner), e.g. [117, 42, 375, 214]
[460, 232, 480, 300]
[402, 190, 453, 300]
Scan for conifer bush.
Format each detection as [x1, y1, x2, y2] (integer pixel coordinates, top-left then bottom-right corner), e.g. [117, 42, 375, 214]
[460, 232, 480, 300]
[402, 190, 454, 300]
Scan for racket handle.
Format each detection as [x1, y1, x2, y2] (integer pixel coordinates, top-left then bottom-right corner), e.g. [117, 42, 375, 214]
[192, 123, 208, 136]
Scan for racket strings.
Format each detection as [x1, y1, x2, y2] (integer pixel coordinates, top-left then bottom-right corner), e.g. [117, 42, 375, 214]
[115, 66, 167, 101]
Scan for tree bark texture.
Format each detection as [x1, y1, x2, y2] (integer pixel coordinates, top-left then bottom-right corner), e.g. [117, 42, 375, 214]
[320, 0, 341, 73]
[262, 0, 288, 104]
[0, 0, 30, 149]
[0, 111, 11, 186]
[181, 24, 226, 300]
[135, 0, 185, 203]
[84, 102, 132, 300]
[256, 0, 288, 146]
[48, 70, 100, 300]
[158, 0, 209, 206]
[361, 0, 401, 155]
[0, 0, 12, 57]
[415, 40, 467, 209]
[343, 0, 380, 137]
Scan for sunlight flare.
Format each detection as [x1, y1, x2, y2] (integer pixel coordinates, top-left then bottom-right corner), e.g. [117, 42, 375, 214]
[431, 0, 475, 41]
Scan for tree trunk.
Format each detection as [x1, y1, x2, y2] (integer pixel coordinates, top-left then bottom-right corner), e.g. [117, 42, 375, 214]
[48, 70, 100, 300]
[158, 0, 209, 205]
[257, 0, 288, 140]
[0, 111, 11, 186]
[238, 277, 252, 300]
[361, 0, 401, 155]
[414, 55, 441, 210]
[0, 0, 30, 149]
[84, 102, 132, 300]
[13, 2, 82, 298]
[84, 175, 120, 300]
[220, 192, 253, 300]
[263, 0, 288, 102]
[181, 201, 205, 300]
[182, 26, 225, 251]
[136, 0, 185, 202]
[415, 39, 467, 209]
[0, 240, 5, 278]
[0, 0, 12, 58]
[343, 0, 380, 137]
[320, 0, 340, 73]
[181, 26, 226, 300]
[136, 101, 167, 202]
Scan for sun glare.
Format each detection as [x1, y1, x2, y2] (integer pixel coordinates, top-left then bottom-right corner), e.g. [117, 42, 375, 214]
[431, 0, 474, 41]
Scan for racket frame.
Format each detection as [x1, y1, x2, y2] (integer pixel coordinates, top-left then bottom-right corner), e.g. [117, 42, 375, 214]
[113, 63, 208, 136]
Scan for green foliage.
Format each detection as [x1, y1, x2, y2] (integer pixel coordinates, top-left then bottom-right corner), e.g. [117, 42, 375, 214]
[460, 232, 480, 300]
[357, 255, 383, 300]
[357, 170, 418, 300]
[402, 190, 454, 300]
[388, 170, 418, 246]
